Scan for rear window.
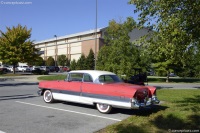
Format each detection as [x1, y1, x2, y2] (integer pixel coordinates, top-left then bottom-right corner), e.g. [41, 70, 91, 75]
[99, 75, 122, 83]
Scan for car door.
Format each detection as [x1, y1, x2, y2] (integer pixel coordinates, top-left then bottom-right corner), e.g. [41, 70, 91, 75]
[55, 73, 83, 102]
[80, 73, 95, 104]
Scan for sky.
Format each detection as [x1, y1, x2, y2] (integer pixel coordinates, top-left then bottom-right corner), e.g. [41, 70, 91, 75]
[0, 0, 138, 42]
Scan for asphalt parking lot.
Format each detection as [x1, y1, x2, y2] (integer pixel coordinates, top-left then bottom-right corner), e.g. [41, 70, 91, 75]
[0, 74, 199, 133]
[0, 80, 135, 133]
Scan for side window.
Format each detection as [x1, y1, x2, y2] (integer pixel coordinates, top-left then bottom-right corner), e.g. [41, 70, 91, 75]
[83, 74, 93, 82]
[99, 75, 114, 83]
[69, 73, 83, 81]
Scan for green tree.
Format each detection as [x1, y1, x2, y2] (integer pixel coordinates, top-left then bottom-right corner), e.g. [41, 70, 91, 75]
[29, 56, 44, 66]
[70, 59, 76, 70]
[129, 0, 200, 81]
[177, 46, 200, 78]
[46, 56, 55, 66]
[97, 17, 148, 78]
[76, 54, 87, 70]
[193, 46, 200, 77]
[0, 24, 39, 73]
[66, 58, 70, 67]
[57, 54, 67, 67]
[97, 17, 145, 78]
[129, 0, 200, 44]
[131, 35, 153, 72]
[86, 49, 95, 70]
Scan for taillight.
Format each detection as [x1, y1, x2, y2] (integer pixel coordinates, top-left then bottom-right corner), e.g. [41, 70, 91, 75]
[135, 89, 148, 100]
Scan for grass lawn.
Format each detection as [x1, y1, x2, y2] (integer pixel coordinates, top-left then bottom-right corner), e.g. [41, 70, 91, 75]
[37, 75, 66, 81]
[148, 76, 200, 83]
[96, 89, 200, 133]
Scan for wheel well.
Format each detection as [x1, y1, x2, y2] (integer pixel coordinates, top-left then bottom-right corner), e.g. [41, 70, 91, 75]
[41, 89, 50, 95]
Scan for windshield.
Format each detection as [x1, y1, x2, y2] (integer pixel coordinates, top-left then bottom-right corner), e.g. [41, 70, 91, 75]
[98, 75, 122, 83]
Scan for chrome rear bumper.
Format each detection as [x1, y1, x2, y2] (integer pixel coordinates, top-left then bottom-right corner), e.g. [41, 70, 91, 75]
[131, 95, 160, 109]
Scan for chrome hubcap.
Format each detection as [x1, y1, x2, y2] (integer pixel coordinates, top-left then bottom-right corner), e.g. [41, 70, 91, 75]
[99, 104, 108, 110]
[45, 91, 51, 101]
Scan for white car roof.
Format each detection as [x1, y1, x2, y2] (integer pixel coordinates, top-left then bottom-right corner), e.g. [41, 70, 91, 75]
[69, 70, 116, 81]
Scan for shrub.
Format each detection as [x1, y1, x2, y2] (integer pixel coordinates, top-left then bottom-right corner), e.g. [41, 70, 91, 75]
[0, 68, 7, 75]
[0, 69, 3, 75]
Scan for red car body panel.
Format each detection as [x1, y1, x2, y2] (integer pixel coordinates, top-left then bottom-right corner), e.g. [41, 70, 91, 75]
[39, 81, 156, 98]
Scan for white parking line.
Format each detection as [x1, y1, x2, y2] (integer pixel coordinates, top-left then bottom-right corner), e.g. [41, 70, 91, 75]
[15, 101, 122, 122]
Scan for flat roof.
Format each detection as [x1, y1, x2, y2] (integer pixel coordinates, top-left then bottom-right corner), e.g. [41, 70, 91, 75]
[34, 27, 107, 45]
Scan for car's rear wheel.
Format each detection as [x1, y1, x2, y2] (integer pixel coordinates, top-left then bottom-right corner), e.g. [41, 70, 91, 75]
[43, 90, 54, 103]
[96, 103, 112, 114]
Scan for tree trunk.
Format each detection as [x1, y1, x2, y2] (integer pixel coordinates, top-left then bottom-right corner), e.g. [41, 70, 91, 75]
[13, 64, 16, 74]
[166, 71, 169, 82]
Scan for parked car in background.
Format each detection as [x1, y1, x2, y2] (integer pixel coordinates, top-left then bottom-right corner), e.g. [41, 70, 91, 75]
[7, 66, 19, 72]
[55, 66, 60, 72]
[49, 66, 59, 72]
[60, 66, 70, 72]
[169, 73, 177, 77]
[30, 66, 41, 71]
[38, 70, 160, 114]
[49, 66, 55, 72]
[123, 68, 147, 85]
[0, 67, 9, 73]
[40, 66, 50, 72]
[17, 66, 31, 72]
[0, 65, 9, 73]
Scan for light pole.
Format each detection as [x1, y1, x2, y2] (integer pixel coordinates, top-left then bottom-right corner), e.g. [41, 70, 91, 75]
[94, 0, 98, 70]
[54, 35, 57, 66]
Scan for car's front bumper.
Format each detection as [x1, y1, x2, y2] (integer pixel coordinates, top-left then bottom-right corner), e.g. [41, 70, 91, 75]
[37, 89, 42, 96]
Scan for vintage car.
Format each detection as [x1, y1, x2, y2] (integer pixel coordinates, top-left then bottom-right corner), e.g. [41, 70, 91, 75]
[38, 70, 160, 113]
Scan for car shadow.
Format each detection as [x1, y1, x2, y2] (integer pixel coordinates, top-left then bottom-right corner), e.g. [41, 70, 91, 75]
[61, 101, 168, 115]
[111, 105, 168, 115]
[153, 86, 173, 89]
[194, 87, 200, 89]
[0, 94, 37, 101]
[62, 101, 96, 110]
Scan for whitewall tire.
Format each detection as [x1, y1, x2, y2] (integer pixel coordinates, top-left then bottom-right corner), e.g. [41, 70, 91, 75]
[43, 90, 54, 103]
[96, 103, 112, 114]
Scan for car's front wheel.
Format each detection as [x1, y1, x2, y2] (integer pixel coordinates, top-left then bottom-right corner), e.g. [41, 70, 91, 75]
[43, 90, 54, 103]
[96, 103, 112, 114]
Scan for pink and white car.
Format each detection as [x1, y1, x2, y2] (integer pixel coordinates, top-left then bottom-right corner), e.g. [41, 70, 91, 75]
[38, 70, 160, 113]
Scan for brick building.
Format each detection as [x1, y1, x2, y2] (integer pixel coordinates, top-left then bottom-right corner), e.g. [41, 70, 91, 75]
[33, 27, 151, 61]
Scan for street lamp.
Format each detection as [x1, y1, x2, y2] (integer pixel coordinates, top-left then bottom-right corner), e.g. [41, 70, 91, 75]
[94, 0, 98, 70]
[54, 35, 57, 66]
